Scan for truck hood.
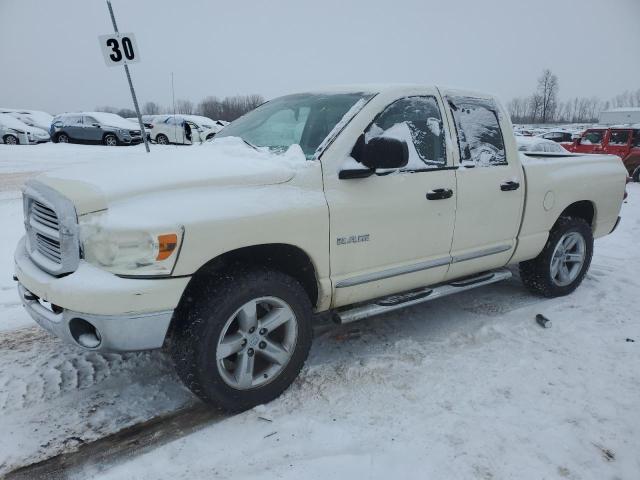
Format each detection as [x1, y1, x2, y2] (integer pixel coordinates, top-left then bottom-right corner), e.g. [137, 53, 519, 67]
[33, 138, 303, 215]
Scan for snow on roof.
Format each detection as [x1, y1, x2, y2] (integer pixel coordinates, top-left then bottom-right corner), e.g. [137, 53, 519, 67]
[59, 112, 138, 129]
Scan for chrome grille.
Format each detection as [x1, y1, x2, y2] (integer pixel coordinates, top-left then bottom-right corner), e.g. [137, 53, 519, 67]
[31, 200, 60, 232]
[23, 181, 80, 276]
[35, 232, 62, 262]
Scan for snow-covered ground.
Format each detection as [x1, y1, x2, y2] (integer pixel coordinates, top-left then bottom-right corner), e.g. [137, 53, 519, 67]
[0, 143, 638, 479]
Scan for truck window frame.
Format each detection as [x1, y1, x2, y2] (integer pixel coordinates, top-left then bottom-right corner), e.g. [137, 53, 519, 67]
[446, 96, 508, 168]
[359, 95, 453, 174]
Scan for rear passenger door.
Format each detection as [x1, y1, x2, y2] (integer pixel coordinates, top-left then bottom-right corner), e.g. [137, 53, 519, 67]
[64, 115, 84, 141]
[444, 95, 525, 280]
[606, 129, 632, 158]
[83, 116, 103, 142]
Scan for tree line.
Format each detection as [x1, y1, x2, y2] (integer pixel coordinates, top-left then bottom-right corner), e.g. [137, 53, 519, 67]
[96, 94, 265, 122]
[508, 69, 640, 124]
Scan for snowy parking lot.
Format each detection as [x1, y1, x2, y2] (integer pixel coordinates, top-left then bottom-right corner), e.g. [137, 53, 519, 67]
[0, 144, 638, 478]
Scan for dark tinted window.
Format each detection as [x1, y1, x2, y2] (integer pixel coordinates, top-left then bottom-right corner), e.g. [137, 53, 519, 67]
[609, 130, 630, 145]
[365, 96, 446, 169]
[448, 96, 507, 166]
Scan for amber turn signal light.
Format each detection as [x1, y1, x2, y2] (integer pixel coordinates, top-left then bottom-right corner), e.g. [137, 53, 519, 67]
[156, 233, 178, 261]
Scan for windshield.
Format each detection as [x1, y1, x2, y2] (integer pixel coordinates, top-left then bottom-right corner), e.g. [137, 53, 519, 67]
[216, 92, 374, 159]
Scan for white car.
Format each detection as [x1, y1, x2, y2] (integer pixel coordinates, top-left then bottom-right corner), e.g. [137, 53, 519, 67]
[516, 136, 568, 153]
[0, 113, 49, 144]
[0, 108, 53, 132]
[151, 114, 226, 145]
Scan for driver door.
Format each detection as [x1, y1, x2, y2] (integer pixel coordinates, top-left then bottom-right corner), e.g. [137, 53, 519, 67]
[324, 94, 457, 307]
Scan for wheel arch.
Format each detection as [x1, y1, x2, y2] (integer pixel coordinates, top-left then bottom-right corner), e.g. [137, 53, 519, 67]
[179, 243, 320, 309]
[556, 200, 595, 230]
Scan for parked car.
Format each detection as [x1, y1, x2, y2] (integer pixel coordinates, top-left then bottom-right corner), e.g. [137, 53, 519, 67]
[539, 130, 576, 144]
[565, 127, 640, 181]
[50, 112, 142, 146]
[516, 136, 568, 153]
[15, 85, 626, 412]
[0, 113, 50, 144]
[150, 114, 226, 144]
[0, 108, 53, 131]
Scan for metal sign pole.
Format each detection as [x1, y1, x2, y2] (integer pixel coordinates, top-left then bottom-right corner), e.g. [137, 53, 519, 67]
[106, 0, 150, 153]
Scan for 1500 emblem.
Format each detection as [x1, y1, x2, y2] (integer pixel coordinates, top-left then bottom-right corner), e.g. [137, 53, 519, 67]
[337, 234, 370, 246]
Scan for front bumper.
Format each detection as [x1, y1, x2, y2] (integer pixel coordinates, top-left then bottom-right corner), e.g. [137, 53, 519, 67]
[14, 237, 190, 352]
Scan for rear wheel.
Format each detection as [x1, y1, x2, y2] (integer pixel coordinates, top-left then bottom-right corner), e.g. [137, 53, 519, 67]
[156, 134, 169, 145]
[633, 166, 640, 183]
[57, 133, 69, 143]
[3, 135, 18, 145]
[103, 134, 118, 146]
[169, 265, 313, 412]
[519, 216, 593, 297]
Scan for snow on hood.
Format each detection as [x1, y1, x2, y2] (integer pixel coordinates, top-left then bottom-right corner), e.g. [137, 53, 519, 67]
[37, 137, 306, 215]
[0, 113, 30, 131]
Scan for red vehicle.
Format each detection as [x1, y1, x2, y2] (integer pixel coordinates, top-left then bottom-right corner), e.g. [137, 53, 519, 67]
[566, 127, 640, 181]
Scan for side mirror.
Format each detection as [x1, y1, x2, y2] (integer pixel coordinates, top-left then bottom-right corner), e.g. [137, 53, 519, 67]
[92, 123, 101, 128]
[339, 135, 409, 180]
[361, 136, 409, 170]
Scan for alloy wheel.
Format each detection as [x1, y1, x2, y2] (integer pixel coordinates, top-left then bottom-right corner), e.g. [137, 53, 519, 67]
[550, 231, 586, 287]
[216, 296, 298, 390]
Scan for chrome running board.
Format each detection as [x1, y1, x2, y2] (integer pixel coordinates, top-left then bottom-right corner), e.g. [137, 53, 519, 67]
[334, 268, 512, 324]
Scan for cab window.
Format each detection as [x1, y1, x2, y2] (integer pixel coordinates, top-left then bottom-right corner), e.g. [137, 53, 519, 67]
[365, 96, 447, 170]
[581, 130, 604, 145]
[609, 130, 630, 146]
[448, 96, 507, 167]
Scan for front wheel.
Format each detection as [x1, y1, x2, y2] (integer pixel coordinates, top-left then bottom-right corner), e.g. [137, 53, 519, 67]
[519, 216, 593, 297]
[3, 135, 18, 145]
[57, 133, 69, 143]
[103, 134, 118, 146]
[156, 134, 169, 145]
[169, 266, 313, 412]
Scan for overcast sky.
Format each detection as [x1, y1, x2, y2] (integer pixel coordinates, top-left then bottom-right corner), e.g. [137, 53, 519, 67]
[1, 0, 638, 114]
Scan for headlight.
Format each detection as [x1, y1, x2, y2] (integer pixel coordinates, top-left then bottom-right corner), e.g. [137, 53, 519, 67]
[9, 128, 25, 134]
[79, 215, 183, 276]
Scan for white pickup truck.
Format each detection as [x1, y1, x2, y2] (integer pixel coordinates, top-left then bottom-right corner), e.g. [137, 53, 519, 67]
[14, 86, 626, 411]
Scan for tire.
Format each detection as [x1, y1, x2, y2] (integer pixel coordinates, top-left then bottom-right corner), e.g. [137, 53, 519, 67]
[3, 135, 18, 145]
[103, 134, 118, 146]
[156, 134, 169, 145]
[519, 216, 593, 298]
[57, 133, 69, 143]
[633, 166, 640, 183]
[169, 265, 313, 412]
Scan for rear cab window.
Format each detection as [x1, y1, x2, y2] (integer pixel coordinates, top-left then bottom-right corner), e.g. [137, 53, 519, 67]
[447, 96, 507, 167]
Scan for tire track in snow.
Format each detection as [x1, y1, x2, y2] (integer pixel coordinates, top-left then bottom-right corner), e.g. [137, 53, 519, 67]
[0, 326, 195, 476]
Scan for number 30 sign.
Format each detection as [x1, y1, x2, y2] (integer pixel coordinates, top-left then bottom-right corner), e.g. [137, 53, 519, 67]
[99, 33, 140, 66]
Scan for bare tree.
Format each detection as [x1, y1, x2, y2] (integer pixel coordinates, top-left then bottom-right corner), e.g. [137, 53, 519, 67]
[175, 99, 194, 115]
[536, 69, 559, 123]
[142, 101, 162, 115]
[198, 96, 222, 120]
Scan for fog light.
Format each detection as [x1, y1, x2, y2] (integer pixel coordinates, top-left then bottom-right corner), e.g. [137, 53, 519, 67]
[69, 318, 102, 349]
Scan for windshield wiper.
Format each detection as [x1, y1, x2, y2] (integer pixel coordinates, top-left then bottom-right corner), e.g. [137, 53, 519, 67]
[240, 137, 259, 150]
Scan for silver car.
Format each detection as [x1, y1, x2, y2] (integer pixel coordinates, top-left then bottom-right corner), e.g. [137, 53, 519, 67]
[50, 112, 142, 146]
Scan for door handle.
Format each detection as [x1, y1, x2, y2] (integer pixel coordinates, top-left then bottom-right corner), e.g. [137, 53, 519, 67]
[500, 181, 520, 191]
[426, 188, 453, 200]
